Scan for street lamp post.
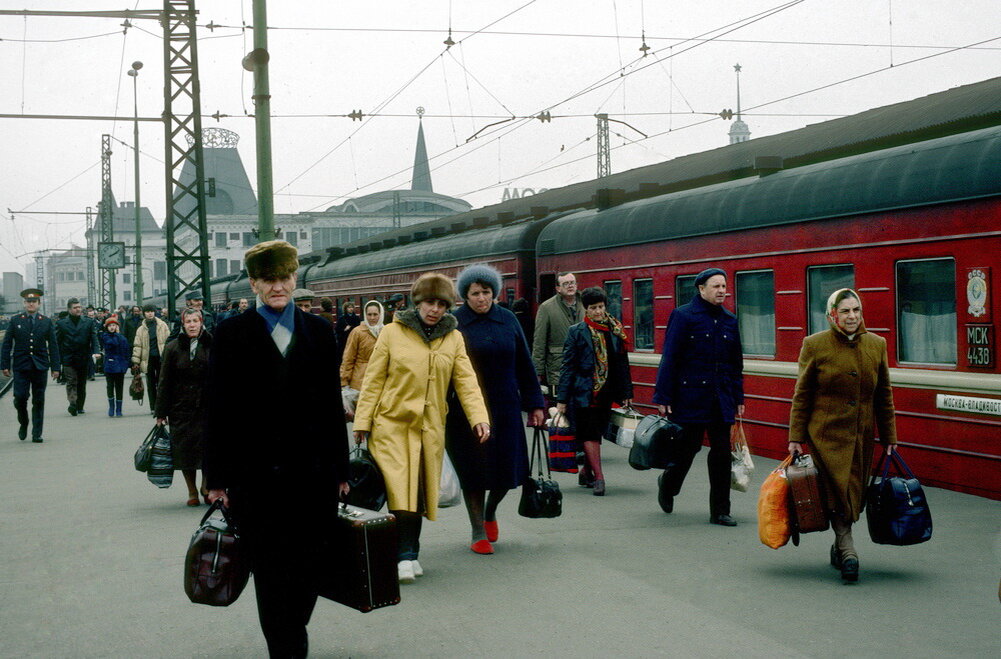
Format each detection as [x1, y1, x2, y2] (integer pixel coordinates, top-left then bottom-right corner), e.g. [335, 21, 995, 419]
[127, 61, 144, 306]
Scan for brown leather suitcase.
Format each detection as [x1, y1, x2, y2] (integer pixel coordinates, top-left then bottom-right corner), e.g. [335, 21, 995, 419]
[319, 504, 400, 613]
[786, 453, 829, 536]
[183, 501, 251, 607]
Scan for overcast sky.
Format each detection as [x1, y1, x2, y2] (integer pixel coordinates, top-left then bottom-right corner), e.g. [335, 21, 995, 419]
[1, 0, 999, 278]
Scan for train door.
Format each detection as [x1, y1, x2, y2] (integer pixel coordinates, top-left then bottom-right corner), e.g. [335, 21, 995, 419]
[538, 273, 556, 304]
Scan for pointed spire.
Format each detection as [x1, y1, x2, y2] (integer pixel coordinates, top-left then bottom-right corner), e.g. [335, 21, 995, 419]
[411, 107, 433, 192]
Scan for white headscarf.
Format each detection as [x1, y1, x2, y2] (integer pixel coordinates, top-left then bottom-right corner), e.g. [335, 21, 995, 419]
[363, 300, 385, 338]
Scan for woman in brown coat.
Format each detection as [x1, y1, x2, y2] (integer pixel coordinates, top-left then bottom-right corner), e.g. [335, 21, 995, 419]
[155, 308, 211, 506]
[340, 300, 384, 391]
[788, 288, 897, 582]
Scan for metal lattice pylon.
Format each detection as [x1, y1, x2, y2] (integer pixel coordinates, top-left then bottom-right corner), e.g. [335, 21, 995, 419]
[162, 0, 210, 320]
[100, 134, 115, 309]
[596, 113, 611, 178]
[85, 206, 96, 307]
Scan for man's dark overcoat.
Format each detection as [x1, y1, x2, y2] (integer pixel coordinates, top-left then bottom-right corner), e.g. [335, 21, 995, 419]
[653, 294, 744, 424]
[55, 316, 99, 365]
[446, 302, 545, 491]
[155, 331, 211, 470]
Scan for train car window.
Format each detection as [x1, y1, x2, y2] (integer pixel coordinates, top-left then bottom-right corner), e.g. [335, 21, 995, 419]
[633, 279, 654, 350]
[897, 258, 956, 365]
[604, 280, 622, 321]
[808, 265, 855, 334]
[675, 275, 697, 306]
[735, 270, 776, 356]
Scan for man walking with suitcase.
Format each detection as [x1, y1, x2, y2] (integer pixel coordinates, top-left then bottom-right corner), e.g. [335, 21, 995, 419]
[205, 240, 350, 657]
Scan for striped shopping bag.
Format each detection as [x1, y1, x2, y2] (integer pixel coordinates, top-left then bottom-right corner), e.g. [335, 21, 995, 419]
[547, 411, 578, 473]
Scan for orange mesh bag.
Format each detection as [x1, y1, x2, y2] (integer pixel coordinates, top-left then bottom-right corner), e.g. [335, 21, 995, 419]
[757, 455, 793, 549]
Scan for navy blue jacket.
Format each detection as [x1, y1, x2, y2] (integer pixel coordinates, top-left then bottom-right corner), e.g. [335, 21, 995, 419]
[55, 315, 100, 365]
[1, 312, 60, 372]
[653, 294, 744, 424]
[100, 332, 132, 375]
[557, 321, 633, 409]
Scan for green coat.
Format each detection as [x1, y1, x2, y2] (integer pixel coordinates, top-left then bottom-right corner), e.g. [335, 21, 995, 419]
[531, 293, 584, 388]
[788, 327, 897, 521]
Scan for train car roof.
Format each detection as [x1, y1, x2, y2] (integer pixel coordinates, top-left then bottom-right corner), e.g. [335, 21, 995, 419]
[309, 76, 1001, 259]
[309, 217, 555, 280]
[537, 126, 1001, 255]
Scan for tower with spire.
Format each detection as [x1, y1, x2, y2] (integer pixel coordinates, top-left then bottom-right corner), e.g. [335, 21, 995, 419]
[411, 107, 433, 192]
[728, 63, 751, 144]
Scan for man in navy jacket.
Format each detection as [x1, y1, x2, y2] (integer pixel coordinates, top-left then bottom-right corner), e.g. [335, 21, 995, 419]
[653, 268, 745, 526]
[1, 289, 61, 442]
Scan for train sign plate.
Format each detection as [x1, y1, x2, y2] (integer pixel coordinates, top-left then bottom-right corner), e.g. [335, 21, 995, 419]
[936, 394, 1001, 417]
[965, 324, 993, 368]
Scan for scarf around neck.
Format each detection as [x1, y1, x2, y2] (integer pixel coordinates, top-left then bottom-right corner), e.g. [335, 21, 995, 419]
[585, 315, 628, 394]
[257, 298, 295, 354]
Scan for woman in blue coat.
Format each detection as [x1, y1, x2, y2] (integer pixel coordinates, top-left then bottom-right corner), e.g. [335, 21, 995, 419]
[99, 316, 131, 417]
[556, 287, 633, 496]
[446, 264, 546, 555]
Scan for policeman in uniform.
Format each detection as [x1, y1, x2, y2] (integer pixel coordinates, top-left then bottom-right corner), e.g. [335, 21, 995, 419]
[1, 289, 61, 442]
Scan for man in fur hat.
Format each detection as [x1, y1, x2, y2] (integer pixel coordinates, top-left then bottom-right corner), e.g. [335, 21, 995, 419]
[204, 240, 349, 657]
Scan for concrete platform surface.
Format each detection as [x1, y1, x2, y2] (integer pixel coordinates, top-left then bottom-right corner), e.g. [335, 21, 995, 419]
[1, 384, 999, 658]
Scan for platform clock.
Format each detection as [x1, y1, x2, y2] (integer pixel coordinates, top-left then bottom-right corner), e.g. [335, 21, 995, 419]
[98, 241, 126, 269]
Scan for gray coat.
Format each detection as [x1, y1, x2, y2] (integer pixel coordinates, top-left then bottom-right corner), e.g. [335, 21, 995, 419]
[531, 293, 584, 388]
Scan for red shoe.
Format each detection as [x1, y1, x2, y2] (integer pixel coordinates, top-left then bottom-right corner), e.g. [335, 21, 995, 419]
[470, 539, 494, 555]
[484, 520, 499, 543]
[186, 497, 200, 507]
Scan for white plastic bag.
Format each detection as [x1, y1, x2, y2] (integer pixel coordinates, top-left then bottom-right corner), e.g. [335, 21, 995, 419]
[438, 451, 462, 508]
[341, 386, 359, 417]
[730, 419, 755, 492]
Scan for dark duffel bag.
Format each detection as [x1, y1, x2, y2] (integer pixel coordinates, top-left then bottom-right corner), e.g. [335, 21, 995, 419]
[519, 428, 562, 519]
[866, 450, 932, 546]
[628, 414, 682, 470]
[345, 445, 387, 511]
[133, 425, 157, 472]
[320, 503, 400, 613]
[183, 500, 251, 607]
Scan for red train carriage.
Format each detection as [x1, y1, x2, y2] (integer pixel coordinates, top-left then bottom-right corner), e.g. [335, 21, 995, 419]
[535, 127, 1001, 499]
[305, 217, 562, 313]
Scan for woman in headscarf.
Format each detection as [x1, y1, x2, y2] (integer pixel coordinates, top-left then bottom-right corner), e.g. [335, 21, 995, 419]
[555, 286, 633, 496]
[447, 264, 546, 554]
[340, 300, 384, 420]
[353, 273, 489, 584]
[788, 288, 897, 583]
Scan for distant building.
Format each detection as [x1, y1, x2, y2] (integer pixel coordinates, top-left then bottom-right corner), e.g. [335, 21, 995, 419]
[728, 63, 751, 145]
[2, 271, 24, 314]
[43, 246, 89, 312]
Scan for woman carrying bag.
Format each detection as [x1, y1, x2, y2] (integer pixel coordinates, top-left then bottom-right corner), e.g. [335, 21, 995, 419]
[555, 286, 633, 496]
[155, 308, 212, 507]
[339, 300, 384, 420]
[446, 264, 546, 555]
[788, 288, 897, 583]
[353, 273, 489, 584]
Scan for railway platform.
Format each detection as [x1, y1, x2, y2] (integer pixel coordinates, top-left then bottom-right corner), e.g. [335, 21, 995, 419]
[0, 380, 998, 657]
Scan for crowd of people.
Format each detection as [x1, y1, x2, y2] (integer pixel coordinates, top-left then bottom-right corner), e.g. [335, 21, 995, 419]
[2, 239, 898, 656]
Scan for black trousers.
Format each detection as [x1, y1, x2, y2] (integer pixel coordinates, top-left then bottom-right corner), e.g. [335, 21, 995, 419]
[13, 367, 47, 438]
[105, 372, 125, 399]
[662, 420, 733, 515]
[146, 355, 161, 410]
[253, 563, 317, 658]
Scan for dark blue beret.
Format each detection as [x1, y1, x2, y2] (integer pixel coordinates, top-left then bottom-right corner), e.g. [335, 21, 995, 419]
[694, 268, 726, 287]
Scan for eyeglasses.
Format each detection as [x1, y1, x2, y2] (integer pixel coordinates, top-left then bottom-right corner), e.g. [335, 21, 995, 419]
[558, 281, 576, 287]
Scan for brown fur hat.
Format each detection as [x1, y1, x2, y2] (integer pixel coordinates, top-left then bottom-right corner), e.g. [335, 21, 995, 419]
[245, 240, 298, 280]
[410, 272, 456, 305]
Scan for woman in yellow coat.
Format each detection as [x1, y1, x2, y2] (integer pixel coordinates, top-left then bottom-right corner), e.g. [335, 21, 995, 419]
[353, 273, 489, 584]
[788, 288, 897, 583]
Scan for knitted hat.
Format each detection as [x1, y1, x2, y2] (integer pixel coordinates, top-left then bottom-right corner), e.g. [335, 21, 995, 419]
[410, 272, 456, 305]
[104, 315, 120, 327]
[244, 240, 299, 280]
[456, 263, 502, 300]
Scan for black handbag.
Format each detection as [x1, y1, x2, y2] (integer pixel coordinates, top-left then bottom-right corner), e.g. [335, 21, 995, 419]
[345, 445, 387, 511]
[519, 428, 563, 519]
[184, 500, 251, 607]
[628, 414, 682, 470]
[133, 425, 157, 472]
[865, 450, 933, 546]
[147, 425, 174, 489]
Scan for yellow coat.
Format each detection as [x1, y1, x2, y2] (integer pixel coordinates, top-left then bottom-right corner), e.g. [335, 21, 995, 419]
[353, 310, 488, 520]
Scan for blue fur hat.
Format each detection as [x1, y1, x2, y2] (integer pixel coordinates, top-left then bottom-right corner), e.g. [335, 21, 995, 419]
[456, 263, 502, 300]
